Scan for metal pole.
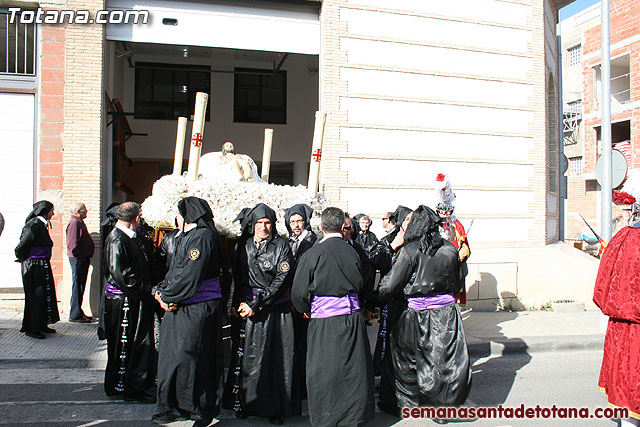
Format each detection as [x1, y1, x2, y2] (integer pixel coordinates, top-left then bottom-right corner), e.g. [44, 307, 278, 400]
[557, 20, 565, 241]
[601, 0, 612, 242]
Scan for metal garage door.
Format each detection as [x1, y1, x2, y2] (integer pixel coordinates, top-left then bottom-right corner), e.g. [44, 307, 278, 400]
[105, 0, 320, 55]
[0, 92, 35, 289]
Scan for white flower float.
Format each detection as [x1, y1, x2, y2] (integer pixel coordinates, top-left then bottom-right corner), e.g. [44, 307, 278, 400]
[142, 147, 329, 238]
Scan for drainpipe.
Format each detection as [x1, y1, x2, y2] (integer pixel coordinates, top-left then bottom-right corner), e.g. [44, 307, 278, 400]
[601, 0, 612, 242]
[557, 18, 566, 241]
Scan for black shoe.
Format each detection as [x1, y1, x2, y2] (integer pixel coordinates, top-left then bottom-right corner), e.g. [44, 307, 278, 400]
[269, 415, 284, 425]
[25, 331, 45, 339]
[42, 326, 56, 333]
[235, 411, 249, 419]
[176, 409, 191, 420]
[124, 392, 156, 404]
[152, 411, 185, 425]
[69, 317, 91, 323]
[377, 401, 400, 417]
[192, 418, 213, 427]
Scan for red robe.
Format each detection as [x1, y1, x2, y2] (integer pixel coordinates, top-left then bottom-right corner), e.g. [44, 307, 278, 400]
[593, 226, 640, 419]
[443, 219, 470, 304]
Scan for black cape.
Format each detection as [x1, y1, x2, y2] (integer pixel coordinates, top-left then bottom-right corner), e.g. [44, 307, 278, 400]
[102, 227, 156, 396]
[378, 239, 471, 408]
[355, 230, 379, 253]
[156, 225, 226, 419]
[15, 216, 59, 333]
[291, 236, 375, 427]
[151, 229, 179, 286]
[284, 205, 318, 401]
[223, 233, 300, 418]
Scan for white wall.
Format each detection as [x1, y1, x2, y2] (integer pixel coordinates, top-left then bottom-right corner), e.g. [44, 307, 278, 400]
[0, 93, 35, 288]
[332, 1, 538, 246]
[106, 47, 319, 183]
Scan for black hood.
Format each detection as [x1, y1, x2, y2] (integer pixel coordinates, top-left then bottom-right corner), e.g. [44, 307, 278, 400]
[101, 203, 120, 227]
[393, 205, 413, 227]
[178, 196, 215, 232]
[284, 203, 313, 235]
[349, 215, 361, 238]
[404, 204, 444, 256]
[235, 203, 277, 237]
[25, 200, 54, 223]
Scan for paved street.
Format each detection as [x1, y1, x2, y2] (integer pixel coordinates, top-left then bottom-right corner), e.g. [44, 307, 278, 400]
[0, 350, 614, 426]
[0, 304, 618, 427]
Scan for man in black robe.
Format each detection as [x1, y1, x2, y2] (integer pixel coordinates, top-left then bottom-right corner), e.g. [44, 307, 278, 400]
[291, 207, 375, 427]
[149, 221, 179, 337]
[98, 202, 120, 341]
[285, 203, 317, 263]
[355, 214, 379, 253]
[151, 225, 179, 286]
[102, 201, 156, 403]
[342, 215, 375, 298]
[377, 205, 471, 412]
[284, 203, 317, 401]
[153, 197, 229, 427]
[223, 203, 300, 424]
[15, 200, 60, 339]
[368, 206, 413, 406]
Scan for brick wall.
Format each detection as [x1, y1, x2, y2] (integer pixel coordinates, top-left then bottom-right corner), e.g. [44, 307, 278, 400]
[61, 0, 105, 311]
[40, 22, 65, 288]
[566, 0, 640, 239]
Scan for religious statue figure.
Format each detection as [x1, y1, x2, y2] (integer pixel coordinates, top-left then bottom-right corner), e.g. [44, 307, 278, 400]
[198, 142, 265, 183]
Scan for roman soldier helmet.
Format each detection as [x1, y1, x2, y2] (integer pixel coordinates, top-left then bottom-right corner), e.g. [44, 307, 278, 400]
[434, 173, 455, 216]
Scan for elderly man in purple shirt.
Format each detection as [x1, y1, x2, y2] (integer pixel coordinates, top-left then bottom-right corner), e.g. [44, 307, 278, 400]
[66, 202, 95, 322]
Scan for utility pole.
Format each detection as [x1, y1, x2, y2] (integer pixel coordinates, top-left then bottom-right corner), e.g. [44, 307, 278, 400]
[600, 0, 612, 242]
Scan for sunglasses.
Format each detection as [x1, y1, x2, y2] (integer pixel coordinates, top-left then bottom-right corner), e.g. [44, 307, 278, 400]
[343, 226, 352, 230]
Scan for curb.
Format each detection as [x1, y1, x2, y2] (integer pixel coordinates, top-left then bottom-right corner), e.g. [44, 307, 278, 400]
[0, 336, 605, 367]
[0, 358, 106, 369]
[467, 334, 604, 357]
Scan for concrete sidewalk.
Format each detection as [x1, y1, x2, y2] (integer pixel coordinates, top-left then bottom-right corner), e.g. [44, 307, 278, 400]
[462, 309, 604, 357]
[0, 300, 605, 365]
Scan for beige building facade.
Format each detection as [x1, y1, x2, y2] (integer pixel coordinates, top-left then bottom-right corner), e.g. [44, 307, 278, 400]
[1, 0, 599, 315]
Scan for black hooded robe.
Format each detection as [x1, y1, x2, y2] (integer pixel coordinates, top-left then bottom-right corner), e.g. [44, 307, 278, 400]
[98, 202, 121, 339]
[14, 201, 60, 334]
[223, 203, 300, 419]
[291, 236, 375, 427]
[369, 206, 413, 407]
[284, 203, 318, 400]
[155, 197, 228, 421]
[378, 235, 471, 409]
[102, 226, 156, 397]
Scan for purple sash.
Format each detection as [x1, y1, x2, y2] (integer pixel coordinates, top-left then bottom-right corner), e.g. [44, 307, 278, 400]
[105, 283, 124, 296]
[181, 276, 222, 305]
[28, 246, 52, 259]
[246, 288, 290, 305]
[407, 293, 455, 311]
[310, 293, 361, 319]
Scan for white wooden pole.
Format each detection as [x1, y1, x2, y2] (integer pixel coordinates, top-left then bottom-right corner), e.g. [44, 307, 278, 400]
[173, 116, 188, 176]
[186, 92, 209, 182]
[307, 111, 326, 196]
[261, 128, 274, 183]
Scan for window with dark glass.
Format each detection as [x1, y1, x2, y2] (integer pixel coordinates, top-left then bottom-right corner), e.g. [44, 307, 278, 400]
[234, 68, 286, 124]
[0, 12, 36, 75]
[134, 62, 210, 120]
